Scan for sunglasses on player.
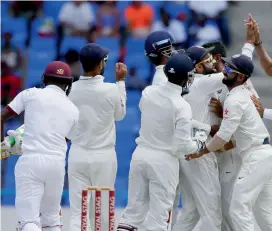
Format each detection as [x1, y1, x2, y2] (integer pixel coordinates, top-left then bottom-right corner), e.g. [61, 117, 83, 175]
[224, 64, 244, 75]
[104, 55, 109, 63]
[198, 55, 215, 65]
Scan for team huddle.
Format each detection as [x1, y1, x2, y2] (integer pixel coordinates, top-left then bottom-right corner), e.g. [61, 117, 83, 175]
[1, 13, 272, 231]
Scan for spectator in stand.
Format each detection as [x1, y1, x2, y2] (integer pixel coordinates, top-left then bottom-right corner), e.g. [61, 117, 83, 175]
[96, 1, 121, 38]
[1, 32, 23, 73]
[11, 1, 43, 47]
[56, 0, 95, 60]
[64, 49, 81, 82]
[188, 0, 231, 46]
[152, 8, 187, 48]
[1, 61, 22, 106]
[126, 67, 147, 91]
[125, 1, 154, 39]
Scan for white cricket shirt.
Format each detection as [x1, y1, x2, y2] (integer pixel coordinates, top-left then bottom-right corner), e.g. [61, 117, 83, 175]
[152, 65, 167, 85]
[7, 85, 79, 158]
[217, 85, 270, 156]
[68, 75, 126, 149]
[184, 72, 225, 125]
[264, 109, 272, 120]
[136, 82, 198, 157]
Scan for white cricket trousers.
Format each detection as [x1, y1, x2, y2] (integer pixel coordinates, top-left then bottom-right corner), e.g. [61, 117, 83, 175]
[217, 150, 241, 231]
[172, 153, 222, 231]
[68, 144, 117, 231]
[118, 145, 179, 231]
[230, 145, 272, 231]
[15, 154, 65, 231]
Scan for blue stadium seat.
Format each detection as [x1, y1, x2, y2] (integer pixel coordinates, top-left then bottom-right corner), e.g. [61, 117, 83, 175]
[117, 1, 131, 12]
[96, 37, 119, 52]
[43, 1, 66, 22]
[28, 48, 54, 68]
[61, 36, 87, 54]
[1, 1, 10, 20]
[1, 17, 26, 34]
[126, 38, 145, 55]
[30, 37, 55, 51]
[26, 69, 44, 88]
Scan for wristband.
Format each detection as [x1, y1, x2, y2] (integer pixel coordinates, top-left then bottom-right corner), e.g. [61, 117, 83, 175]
[254, 41, 263, 47]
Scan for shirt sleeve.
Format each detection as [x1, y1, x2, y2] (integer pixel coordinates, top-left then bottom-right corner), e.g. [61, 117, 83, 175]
[243, 79, 259, 98]
[114, 81, 127, 121]
[241, 43, 255, 60]
[263, 108, 272, 120]
[197, 72, 225, 96]
[173, 104, 198, 155]
[217, 97, 244, 142]
[152, 73, 167, 86]
[7, 88, 33, 115]
[67, 109, 79, 140]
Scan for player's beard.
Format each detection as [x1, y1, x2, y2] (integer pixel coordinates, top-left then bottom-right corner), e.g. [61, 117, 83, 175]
[100, 62, 105, 75]
[100, 67, 105, 75]
[222, 73, 238, 87]
[203, 64, 216, 75]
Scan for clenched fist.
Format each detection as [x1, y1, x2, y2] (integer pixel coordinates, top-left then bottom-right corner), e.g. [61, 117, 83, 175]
[115, 62, 127, 81]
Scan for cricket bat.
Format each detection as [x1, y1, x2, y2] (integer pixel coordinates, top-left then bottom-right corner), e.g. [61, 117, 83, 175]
[1, 124, 24, 159]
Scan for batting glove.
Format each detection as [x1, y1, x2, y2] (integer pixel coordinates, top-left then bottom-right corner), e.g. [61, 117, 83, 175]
[1, 138, 11, 160]
[7, 130, 23, 155]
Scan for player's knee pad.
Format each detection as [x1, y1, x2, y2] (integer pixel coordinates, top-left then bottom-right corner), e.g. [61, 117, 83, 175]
[18, 222, 42, 231]
[117, 223, 138, 231]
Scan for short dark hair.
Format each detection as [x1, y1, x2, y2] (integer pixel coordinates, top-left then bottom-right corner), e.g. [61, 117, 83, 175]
[148, 55, 164, 66]
[202, 41, 227, 57]
[81, 59, 101, 72]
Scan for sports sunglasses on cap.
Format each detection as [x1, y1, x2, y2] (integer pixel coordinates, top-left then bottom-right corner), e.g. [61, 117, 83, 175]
[224, 64, 244, 75]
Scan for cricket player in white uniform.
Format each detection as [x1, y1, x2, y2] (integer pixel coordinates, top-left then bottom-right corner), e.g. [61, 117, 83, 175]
[67, 43, 127, 231]
[186, 54, 272, 231]
[203, 41, 261, 231]
[172, 43, 258, 231]
[144, 30, 176, 86]
[117, 53, 207, 231]
[1, 61, 79, 231]
[144, 31, 212, 228]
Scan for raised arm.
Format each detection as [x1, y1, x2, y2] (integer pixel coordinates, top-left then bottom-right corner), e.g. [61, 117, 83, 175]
[245, 13, 272, 77]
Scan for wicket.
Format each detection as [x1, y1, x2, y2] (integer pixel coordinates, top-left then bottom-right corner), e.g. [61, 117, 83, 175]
[81, 186, 115, 231]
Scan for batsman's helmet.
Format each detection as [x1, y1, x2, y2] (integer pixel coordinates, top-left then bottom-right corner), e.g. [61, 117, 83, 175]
[144, 31, 175, 58]
[164, 53, 195, 95]
[42, 61, 73, 95]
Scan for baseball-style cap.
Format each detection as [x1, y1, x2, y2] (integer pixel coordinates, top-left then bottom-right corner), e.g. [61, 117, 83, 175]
[43, 61, 72, 79]
[164, 53, 194, 80]
[222, 54, 254, 77]
[186, 45, 215, 65]
[79, 43, 109, 65]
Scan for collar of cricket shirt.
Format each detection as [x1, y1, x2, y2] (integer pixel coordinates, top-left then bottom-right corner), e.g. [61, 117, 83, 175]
[166, 81, 183, 94]
[155, 65, 164, 71]
[194, 73, 204, 78]
[227, 85, 246, 96]
[46, 85, 66, 94]
[79, 75, 105, 82]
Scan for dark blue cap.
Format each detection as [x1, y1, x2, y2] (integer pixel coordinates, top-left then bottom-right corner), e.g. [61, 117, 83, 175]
[145, 31, 174, 57]
[164, 53, 194, 80]
[222, 54, 254, 77]
[79, 43, 109, 64]
[186, 45, 214, 65]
